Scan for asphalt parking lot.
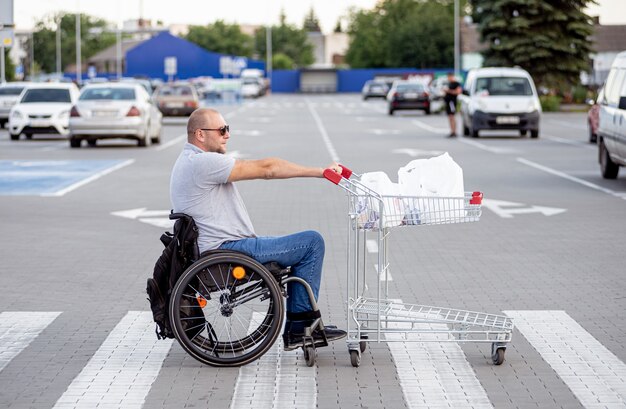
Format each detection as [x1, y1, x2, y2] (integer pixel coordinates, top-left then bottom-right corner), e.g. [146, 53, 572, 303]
[1, 94, 625, 409]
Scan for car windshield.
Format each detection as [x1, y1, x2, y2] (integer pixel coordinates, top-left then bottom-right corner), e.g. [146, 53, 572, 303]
[80, 87, 136, 101]
[475, 77, 533, 96]
[157, 85, 194, 96]
[396, 83, 424, 92]
[0, 87, 25, 96]
[243, 78, 259, 85]
[21, 88, 71, 103]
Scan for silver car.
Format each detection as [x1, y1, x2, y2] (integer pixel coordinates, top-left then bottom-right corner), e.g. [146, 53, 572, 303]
[69, 83, 162, 148]
[0, 82, 31, 128]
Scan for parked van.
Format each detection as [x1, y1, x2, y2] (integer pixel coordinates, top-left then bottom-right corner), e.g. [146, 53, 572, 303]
[459, 67, 541, 138]
[597, 51, 626, 179]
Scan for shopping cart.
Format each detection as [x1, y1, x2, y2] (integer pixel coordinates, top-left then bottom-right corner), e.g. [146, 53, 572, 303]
[324, 165, 514, 367]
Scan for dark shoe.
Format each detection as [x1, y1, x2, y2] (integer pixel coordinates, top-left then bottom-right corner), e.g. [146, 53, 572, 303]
[283, 325, 347, 351]
[448, 132, 457, 137]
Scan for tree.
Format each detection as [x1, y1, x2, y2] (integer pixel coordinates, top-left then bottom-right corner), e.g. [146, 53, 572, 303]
[254, 12, 314, 68]
[185, 21, 254, 57]
[28, 12, 116, 75]
[3, 48, 15, 81]
[345, 0, 465, 69]
[471, 0, 596, 89]
[272, 53, 295, 70]
[303, 7, 322, 32]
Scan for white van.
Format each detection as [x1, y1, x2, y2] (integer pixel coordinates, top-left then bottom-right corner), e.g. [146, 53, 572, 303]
[597, 51, 626, 179]
[459, 67, 541, 138]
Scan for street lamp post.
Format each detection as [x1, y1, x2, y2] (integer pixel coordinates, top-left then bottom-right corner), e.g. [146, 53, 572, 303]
[266, 25, 272, 90]
[56, 15, 62, 75]
[76, 12, 81, 84]
[454, 0, 460, 76]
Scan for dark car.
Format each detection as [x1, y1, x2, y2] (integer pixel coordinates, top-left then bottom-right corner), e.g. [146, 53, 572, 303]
[387, 81, 431, 115]
[362, 80, 390, 100]
[587, 85, 604, 143]
[153, 82, 200, 116]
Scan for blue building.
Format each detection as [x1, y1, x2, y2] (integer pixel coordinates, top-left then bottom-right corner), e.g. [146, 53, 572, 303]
[124, 32, 265, 80]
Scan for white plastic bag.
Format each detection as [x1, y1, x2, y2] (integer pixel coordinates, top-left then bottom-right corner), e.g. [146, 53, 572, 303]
[397, 153, 465, 224]
[356, 171, 405, 229]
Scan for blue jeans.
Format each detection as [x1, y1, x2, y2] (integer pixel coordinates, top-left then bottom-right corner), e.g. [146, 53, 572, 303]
[219, 230, 324, 314]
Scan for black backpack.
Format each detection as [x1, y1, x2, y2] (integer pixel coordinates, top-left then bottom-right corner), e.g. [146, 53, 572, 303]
[146, 212, 200, 339]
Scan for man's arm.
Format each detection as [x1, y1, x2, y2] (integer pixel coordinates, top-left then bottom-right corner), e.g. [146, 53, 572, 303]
[228, 158, 339, 182]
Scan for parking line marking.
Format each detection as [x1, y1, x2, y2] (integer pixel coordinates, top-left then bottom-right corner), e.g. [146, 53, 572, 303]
[0, 312, 61, 372]
[306, 99, 340, 162]
[43, 159, 134, 197]
[544, 134, 596, 150]
[387, 299, 493, 409]
[230, 313, 316, 409]
[504, 310, 626, 408]
[155, 133, 186, 151]
[516, 157, 626, 200]
[412, 119, 449, 135]
[53, 311, 173, 409]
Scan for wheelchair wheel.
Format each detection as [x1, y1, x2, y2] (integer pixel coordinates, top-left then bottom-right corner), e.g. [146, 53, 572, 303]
[169, 252, 284, 367]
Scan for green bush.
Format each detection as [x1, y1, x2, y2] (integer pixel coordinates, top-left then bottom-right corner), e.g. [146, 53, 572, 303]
[572, 85, 588, 104]
[540, 95, 562, 112]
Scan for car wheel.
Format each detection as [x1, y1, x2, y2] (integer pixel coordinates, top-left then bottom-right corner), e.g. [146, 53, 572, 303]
[388, 108, 394, 116]
[530, 129, 539, 138]
[599, 139, 619, 179]
[10, 132, 20, 141]
[471, 128, 479, 138]
[0, 119, 6, 128]
[520, 130, 527, 136]
[70, 136, 81, 148]
[463, 123, 469, 136]
[24, 133, 33, 140]
[87, 139, 97, 147]
[424, 108, 431, 115]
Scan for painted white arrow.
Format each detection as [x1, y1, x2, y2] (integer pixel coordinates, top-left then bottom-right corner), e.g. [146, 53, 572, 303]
[235, 130, 265, 136]
[111, 208, 173, 229]
[482, 199, 567, 218]
[368, 129, 401, 135]
[111, 208, 171, 219]
[392, 148, 444, 157]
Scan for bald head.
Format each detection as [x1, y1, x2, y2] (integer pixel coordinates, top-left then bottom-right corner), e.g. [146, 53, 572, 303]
[187, 108, 221, 141]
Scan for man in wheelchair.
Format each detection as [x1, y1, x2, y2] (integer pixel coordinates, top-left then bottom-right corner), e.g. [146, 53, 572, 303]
[170, 108, 347, 352]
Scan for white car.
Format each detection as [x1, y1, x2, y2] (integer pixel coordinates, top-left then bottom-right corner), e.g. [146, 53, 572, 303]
[597, 50, 626, 179]
[241, 78, 263, 98]
[459, 67, 541, 138]
[0, 82, 31, 128]
[8, 83, 80, 140]
[69, 83, 162, 148]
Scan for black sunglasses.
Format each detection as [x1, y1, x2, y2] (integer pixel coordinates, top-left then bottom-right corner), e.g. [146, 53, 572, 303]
[199, 125, 230, 136]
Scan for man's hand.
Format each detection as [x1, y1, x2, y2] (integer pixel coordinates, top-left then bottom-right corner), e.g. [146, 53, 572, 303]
[325, 163, 343, 177]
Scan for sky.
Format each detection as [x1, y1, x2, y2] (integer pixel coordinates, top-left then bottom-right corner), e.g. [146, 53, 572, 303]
[9, 0, 626, 33]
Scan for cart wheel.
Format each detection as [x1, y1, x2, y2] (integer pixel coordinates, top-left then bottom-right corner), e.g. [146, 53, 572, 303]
[304, 346, 316, 367]
[360, 334, 368, 353]
[350, 350, 361, 367]
[492, 348, 505, 365]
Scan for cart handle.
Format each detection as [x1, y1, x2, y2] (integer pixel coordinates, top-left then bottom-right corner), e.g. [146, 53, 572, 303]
[470, 191, 483, 205]
[323, 164, 352, 185]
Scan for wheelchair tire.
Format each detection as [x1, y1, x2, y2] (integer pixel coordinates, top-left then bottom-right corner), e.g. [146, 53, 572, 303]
[169, 252, 284, 367]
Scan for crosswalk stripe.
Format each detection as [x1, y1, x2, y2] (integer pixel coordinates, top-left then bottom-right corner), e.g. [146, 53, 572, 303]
[386, 300, 493, 408]
[0, 311, 61, 372]
[505, 310, 626, 408]
[52, 311, 173, 409]
[230, 312, 316, 409]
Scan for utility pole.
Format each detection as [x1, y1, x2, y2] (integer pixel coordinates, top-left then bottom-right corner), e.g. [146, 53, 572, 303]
[1, 46, 5, 83]
[454, 0, 460, 76]
[266, 25, 272, 91]
[56, 15, 62, 75]
[116, 26, 122, 78]
[75, 11, 81, 84]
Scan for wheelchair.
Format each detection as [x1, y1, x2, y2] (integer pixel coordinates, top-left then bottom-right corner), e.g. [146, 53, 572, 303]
[167, 214, 329, 368]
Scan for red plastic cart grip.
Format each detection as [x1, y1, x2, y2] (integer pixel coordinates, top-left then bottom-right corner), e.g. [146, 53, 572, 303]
[470, 191, 483, 205]
[324, 168, 342, 185]
[338, 164, 352, 179]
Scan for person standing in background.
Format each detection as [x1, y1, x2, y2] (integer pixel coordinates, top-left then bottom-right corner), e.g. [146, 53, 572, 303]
[443, 72, 462, 137]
